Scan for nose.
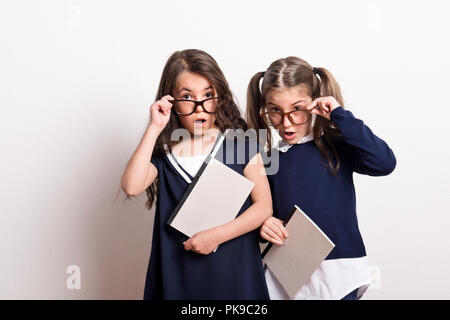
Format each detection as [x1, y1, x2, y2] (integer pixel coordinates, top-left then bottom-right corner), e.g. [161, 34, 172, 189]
[194, 103, 205, 113]
[282, 113, 293, 128]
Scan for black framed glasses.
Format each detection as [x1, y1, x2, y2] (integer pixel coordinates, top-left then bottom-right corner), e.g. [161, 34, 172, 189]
[260, 108, 312, 127]
[169, 97, 220, 116]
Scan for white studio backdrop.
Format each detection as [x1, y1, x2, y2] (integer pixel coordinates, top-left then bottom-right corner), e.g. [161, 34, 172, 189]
[1, 0, 449, 299]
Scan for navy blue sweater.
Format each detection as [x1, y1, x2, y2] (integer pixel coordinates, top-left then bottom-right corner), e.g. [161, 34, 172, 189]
[266, 107, 396, 260]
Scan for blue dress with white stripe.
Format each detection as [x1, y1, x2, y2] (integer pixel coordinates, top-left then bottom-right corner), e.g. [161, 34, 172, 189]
[143, 132, 269, 300]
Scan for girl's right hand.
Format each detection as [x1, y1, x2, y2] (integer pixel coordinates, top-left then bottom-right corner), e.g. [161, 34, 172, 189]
[260, 217, 288, 245]
[149, 95, 174, 131]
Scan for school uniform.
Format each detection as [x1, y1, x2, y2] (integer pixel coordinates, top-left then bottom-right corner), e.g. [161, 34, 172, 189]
[264, 107, 396, 300]
[144, 130, 270, 300]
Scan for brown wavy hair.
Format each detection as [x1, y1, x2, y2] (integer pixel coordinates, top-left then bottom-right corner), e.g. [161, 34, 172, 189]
[145, 49, 248, 209]
[247, 56, 344, 175]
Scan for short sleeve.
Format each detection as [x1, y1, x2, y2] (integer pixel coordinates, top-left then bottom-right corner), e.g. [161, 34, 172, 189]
[150, 153, 161, 172]
[244, 135, 263, 167]
[218, 132, 263, 168]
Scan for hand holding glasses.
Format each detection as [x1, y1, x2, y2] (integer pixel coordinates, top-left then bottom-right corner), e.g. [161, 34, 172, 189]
[260, 96, 341, 126]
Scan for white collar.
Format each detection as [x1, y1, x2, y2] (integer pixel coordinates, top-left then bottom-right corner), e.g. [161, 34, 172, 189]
[276, 131, 315, 153]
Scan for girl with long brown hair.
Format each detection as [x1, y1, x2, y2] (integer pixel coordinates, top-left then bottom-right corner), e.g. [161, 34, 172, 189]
[121, 49, 271, 299]
[247, 56, 396, 300]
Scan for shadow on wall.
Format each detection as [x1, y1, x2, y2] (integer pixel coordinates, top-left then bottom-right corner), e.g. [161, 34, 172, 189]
[89, 92, 157, 299]
[63, 116, 156, 299]
[100, 188, 155, 299]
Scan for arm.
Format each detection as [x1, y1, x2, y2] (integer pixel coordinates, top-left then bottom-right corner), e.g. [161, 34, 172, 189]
[121, 125, 160, 196]
[330, 107, 397, 176]
[307, 97, 397, 176]
[183, 153, 273, 254]
[121, 95, 173, 196]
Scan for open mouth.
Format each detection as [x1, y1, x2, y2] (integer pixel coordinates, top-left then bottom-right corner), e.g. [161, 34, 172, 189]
[194, 118, 207, 126]
[283, 131, 296, 140]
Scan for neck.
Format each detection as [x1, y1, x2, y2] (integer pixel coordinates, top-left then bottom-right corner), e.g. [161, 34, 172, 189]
[173, 125, 220, 157]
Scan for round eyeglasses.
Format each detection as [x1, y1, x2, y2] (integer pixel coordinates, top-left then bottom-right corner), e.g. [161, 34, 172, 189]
[260, 108, 312, 127]
[169, 97, 220, 116]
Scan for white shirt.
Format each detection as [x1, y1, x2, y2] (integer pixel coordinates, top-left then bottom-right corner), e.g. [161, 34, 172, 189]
[265, 132, 373, 300]
[174, 154, 208, 177]
[277, 131, 315, 152]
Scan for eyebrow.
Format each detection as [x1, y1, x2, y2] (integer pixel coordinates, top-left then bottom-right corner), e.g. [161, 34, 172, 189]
[178, 86, 213, 93]
[268, 99, 306, 107]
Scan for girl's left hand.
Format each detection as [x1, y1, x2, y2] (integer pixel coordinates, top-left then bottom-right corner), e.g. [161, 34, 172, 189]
[306, 96, 341, 120]
[183, 229, 221, 255]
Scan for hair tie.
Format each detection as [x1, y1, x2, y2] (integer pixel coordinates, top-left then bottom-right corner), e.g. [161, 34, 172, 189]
[261, 71, 265, 77]
[312, 67, 318, 75]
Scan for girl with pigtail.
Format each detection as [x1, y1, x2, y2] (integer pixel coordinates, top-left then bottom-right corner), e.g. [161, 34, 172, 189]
[247, 56, 396, 300]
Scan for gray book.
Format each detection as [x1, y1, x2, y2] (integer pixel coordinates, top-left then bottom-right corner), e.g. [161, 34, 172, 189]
[262, 205, 335, 297]
[167, 131, 255, 244]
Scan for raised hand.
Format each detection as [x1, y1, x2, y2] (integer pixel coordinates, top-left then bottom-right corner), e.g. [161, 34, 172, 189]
[306, 96, 341, 120]
[149, 95, 174, 131]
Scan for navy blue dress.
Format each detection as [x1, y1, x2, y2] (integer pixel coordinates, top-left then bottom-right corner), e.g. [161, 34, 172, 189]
[144, 132, 269, 300]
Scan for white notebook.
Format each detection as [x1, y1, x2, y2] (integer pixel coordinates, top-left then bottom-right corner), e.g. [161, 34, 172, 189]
[167, 156, 255, 240]
[262, 205, 335, 298]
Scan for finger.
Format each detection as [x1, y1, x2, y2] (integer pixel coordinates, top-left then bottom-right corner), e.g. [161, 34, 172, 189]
[157, 97, 172, 112]
[268, 221, 285, 240]
[165, 103, 173, 115]
[165, 100, 174, 111]
[318, 99, 330, 112]
[266, 220, 283, 237]
[261, 230, 283, 245]
[262, 225, 279, 239]
[155, 102, 166, 113]
[311, 107, 324, 116]
[276, 222, 288, 239]
[161, 95, 174, 102]
[183, 240, 192, 251]
[162, 99, 172, 107]
[159, 105, 168, 116]
[306, 99, 318, 111]
[261, 230, 282, 244]
[260, 232, 271, 243]
[260, 228, 269, 240]
[262, 226, 284, 244]
[273, 220, 288, 238]
[159, 101, 168, 111]
[318, 104, 329, 114]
